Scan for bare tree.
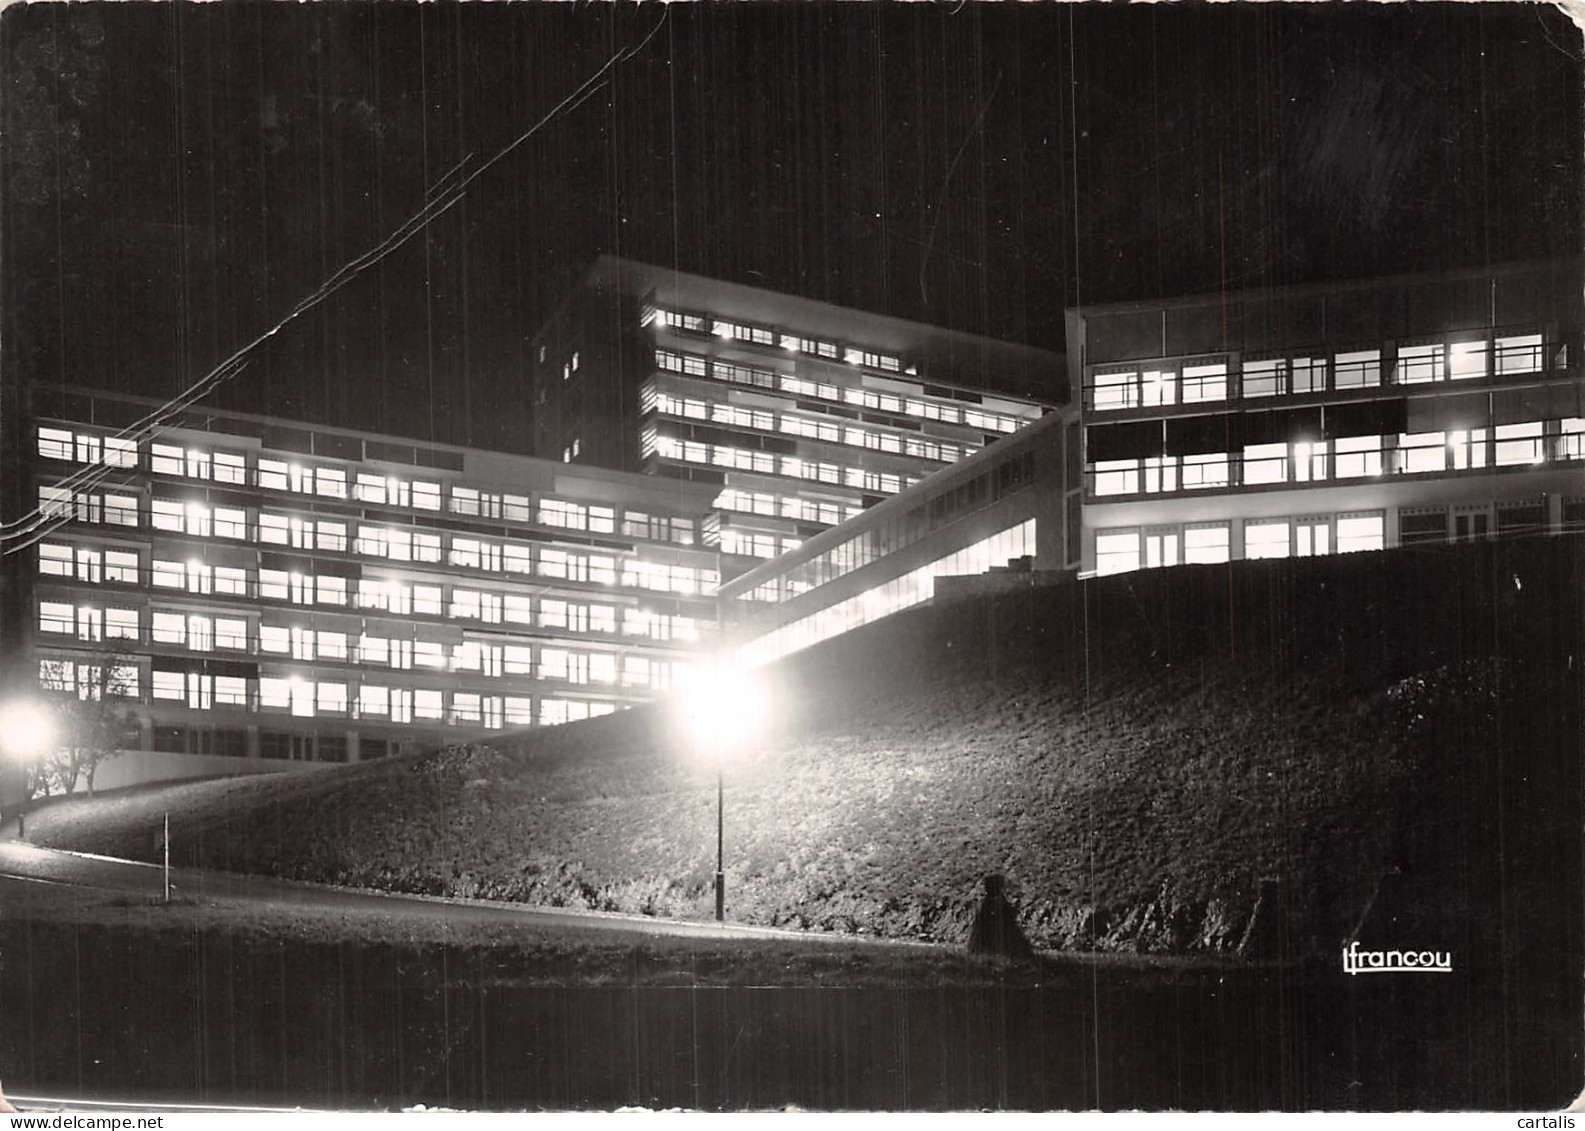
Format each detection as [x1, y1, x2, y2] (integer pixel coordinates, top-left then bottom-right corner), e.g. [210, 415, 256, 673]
[33, 654, 139, 798]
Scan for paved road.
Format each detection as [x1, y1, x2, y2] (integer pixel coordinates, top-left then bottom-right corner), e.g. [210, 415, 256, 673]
[0, 839, 863, 945]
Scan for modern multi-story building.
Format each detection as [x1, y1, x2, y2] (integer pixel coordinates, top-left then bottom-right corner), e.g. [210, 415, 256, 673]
[529, 256, 1062, 573]
[15, 387, 723, 787]
[720, 260, 1585, 668]
[1069, 260, 1585, 575]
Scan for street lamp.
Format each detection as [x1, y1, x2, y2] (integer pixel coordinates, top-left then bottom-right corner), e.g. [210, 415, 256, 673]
[0, 699, 56, 833]
[0, 699, 55, 764]
[676, 660, 768, 922]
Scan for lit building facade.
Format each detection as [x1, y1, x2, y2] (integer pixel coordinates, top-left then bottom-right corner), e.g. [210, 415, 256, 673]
[722, 261, 1585, 667]
[530, 257, 1061, 574]
[1069, 261, 1585, 575]
[19, 388, 722, 785]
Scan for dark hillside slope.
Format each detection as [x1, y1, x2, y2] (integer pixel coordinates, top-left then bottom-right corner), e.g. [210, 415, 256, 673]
[40, 539, 1582, 973]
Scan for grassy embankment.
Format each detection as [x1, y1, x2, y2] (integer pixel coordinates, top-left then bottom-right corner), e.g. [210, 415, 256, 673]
[28, 540, 1583, 961]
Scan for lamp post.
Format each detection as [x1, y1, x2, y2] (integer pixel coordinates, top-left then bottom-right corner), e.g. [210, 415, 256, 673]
[678, 659, 767, 925]
[715, 757, 725, 921]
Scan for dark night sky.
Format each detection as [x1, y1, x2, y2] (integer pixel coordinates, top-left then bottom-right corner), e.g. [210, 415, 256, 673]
[3, 2, 1580, 455]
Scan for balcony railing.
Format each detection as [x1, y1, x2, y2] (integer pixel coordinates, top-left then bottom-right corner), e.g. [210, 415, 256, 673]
[1086, 425, 1583, 500]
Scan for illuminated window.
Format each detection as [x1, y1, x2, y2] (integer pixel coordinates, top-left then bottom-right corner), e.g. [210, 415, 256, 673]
[215, 507, 248, 539]
[414, 689, 443, 721]
[1181, 454, 1230, 490]
[1495, 334, 1542, 376]
[316, 521, 347, 553]
[258, 513, 289, 546]
[150, 443, 185, 476]
[1183, 524, 1230, 565]
[359, 685, 390, 718]
[104, 550, 138, 583]
[316, 576, 348, 606]
[215, 618, 247, 650]
[1242, 359, 1284, 399]
[316, 468, 347, 499]
[1448, 340, 1488, 381]
[355, 473, 387, 504]
[1295, 517, 1331, 557]
[151, 611, 185, 645]
[259, 678, 291, 710]
[256, 459, 289, 491]
[152, 671, 185, 702]
[151, 499, 185, 532]
[317, 682, 348, 715]
[451, 693, 482, 725]
[1494, 422, 1545, 466]
[1397, 432, 1447, 474]
[1181, 363, 1226, 404]
[1333, 436, 1382, 478]
[317, 632, 348, 661]
[540, 649, 569, 681]
[1095, 531, 1140, 577]
[413, 532, 442, 563]
[412, 481, 441, 511]
[412, 585, 442, 616]
[1395, 344, 1444, 384]
[259, 625, 289, 654]
[1336, 512, 1385, 554]
[187, 615, 213, 652]
[38, 602, 74, 634]
[151, 560, 184, 590]
[1333, 350, 1380, 390]
[214, 452, 246, 484]
[1242, 443, 1288, 485]
[104, 494, 137, 526]
[39, 543, 72, 576]
[1244, 520, 1291, 560]
[1144, 530, 1180, 569]
[74, 606, 103, 643]
[106, 607, 140, 641]
[1089, 370, 1137, 411]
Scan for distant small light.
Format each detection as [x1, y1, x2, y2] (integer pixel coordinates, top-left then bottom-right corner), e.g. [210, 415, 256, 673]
[1448, 431, 1467, 448]
[187, 558, 203, 572]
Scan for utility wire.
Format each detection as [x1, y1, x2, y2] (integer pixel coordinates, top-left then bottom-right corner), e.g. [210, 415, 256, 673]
[4, 8, 668, 553]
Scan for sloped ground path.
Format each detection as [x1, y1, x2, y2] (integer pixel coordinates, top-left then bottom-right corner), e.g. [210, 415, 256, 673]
[0, 837, 866, 945]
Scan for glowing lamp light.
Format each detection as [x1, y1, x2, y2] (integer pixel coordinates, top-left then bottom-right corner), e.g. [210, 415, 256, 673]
[676, 658, 772, 924]
[0, 701, 56, 763]
[677, 660, 768, 756]
[1448, 431, 1467, 448]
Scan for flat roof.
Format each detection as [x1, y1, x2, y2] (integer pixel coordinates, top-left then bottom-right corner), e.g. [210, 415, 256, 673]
[1064, 259, 1581, 321]
[585, 255, 1066, 404]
